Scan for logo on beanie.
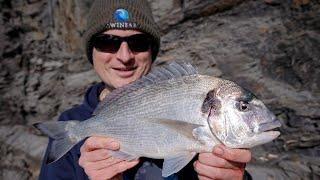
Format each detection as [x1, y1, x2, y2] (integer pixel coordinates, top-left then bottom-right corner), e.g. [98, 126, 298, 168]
[106, 8, 137, 29]
[114, 9, 129, 22]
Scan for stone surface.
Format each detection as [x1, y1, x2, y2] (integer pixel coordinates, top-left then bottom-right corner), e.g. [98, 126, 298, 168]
[0, 125, 47, 160]
[0, 0, 319, 179]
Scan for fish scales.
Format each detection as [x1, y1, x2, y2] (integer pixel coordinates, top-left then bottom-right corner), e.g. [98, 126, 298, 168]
[98, 75, 215, 124]
[84, 117, 201, 158]
[34, 61, 281, 177]
[84, 76, 220, 155]
[77, 76, 213, 157]
[107, 80, 193, 116]
[75, 75, 221, 157]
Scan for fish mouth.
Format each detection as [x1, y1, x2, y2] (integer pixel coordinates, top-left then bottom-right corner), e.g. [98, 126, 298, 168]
[258, 118, 281, 132]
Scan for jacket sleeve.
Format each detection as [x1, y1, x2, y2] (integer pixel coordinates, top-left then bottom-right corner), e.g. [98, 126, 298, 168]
[38, 139, 78, 180]
[243, 170, 252, 180]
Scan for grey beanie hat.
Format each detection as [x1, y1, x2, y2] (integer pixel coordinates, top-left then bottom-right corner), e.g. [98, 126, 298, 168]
[83, 0, 161, 63]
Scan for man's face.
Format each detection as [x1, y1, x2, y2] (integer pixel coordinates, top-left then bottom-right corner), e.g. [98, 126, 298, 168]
[92, 29, 152, 88]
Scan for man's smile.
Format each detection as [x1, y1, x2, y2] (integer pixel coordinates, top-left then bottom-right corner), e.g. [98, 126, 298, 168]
[112, 66, 137, 78]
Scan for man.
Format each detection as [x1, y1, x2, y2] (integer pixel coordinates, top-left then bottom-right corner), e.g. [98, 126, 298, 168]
[39, 0, 252, 179]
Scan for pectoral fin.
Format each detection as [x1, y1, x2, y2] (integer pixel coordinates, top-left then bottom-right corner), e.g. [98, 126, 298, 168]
[143, 118, 204, 141]
[162, 152, 197, 177]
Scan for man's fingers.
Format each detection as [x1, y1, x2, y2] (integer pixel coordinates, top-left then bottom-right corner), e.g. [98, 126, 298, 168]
[83, 157, 124, 171]
[78, 137, 139, 179]
[194, 161, 243, 180]
[80, 136, 119, 152]
[93, 160, 139, 180]
[213, 144, 251, 163]
[80, 149, 111, 162]
[197, 175, 212, 180]
[198, 153, 244, 169]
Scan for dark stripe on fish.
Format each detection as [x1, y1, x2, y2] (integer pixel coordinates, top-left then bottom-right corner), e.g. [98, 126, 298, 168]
[237, 88, 256, 103]
[201, 90, 221, 114]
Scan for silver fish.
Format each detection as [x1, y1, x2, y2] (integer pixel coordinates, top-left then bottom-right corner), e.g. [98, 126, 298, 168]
[34, 61, 281, 177]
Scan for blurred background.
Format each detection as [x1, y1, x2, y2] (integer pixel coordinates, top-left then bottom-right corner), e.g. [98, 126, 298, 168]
[0, 0, 319, 179]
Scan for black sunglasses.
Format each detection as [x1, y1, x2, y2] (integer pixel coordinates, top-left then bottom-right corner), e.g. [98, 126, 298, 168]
[91, 33, 153, 53]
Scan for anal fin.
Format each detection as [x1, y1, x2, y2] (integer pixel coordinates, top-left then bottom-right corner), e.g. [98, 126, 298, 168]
[162, 152, 196, 177]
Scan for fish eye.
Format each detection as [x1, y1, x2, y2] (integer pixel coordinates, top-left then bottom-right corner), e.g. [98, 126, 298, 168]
[237, 101, 249, 111]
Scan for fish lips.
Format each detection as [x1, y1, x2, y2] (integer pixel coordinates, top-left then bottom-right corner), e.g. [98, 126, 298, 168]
[228, 118, 281, 149]
[258, 119, 282, 132]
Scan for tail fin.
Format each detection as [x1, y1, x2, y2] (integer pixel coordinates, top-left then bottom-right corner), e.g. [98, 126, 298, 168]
[33, 120, 81, 164]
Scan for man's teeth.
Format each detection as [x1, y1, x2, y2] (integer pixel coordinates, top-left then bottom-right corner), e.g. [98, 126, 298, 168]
[116, 67, 136, 71]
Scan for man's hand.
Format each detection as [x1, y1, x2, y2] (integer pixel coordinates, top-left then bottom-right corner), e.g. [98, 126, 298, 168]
[78, 136, 139, 180]
[194, 144, 251, 180]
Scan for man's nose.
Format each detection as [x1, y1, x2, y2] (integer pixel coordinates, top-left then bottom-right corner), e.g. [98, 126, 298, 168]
[116, 42, 134, 63]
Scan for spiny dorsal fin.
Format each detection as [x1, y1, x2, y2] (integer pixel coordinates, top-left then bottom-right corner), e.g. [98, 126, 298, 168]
[93, 61, 198, 115]
[138, 61, 197, 83]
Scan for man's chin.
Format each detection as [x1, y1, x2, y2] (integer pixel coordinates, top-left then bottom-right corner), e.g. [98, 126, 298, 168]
[113, 77, 136, 88]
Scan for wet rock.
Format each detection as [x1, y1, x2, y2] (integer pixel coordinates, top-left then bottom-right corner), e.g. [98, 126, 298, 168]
[0, 125, 46, 179]
[0, 125, 47, 160]
[1, 169, 31, 180]
[65, 70, 100, 89]
[264, 0, 282, 6]
[246, 164, 288, 180]
[278, 161, 312, 179]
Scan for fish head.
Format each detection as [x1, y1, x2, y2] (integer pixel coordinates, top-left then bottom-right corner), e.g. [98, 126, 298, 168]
[203, 81, 281, 148]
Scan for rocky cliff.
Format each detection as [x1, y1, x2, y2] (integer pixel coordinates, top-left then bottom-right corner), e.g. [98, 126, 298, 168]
[0, 0, 319, 179]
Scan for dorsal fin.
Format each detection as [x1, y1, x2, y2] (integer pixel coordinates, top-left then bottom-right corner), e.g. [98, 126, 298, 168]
[93, 61, 198, 115]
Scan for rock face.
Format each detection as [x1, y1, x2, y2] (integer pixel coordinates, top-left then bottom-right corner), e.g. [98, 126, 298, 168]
[0, 0, 319, 179]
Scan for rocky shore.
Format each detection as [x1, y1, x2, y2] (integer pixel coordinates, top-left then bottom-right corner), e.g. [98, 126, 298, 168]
[1, 0, 319, 179]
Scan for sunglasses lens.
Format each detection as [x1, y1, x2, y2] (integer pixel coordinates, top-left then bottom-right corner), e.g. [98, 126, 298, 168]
[92, 34, 152, 53]
[92, 35, 121, 53]
[127, 34, 152, 52]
